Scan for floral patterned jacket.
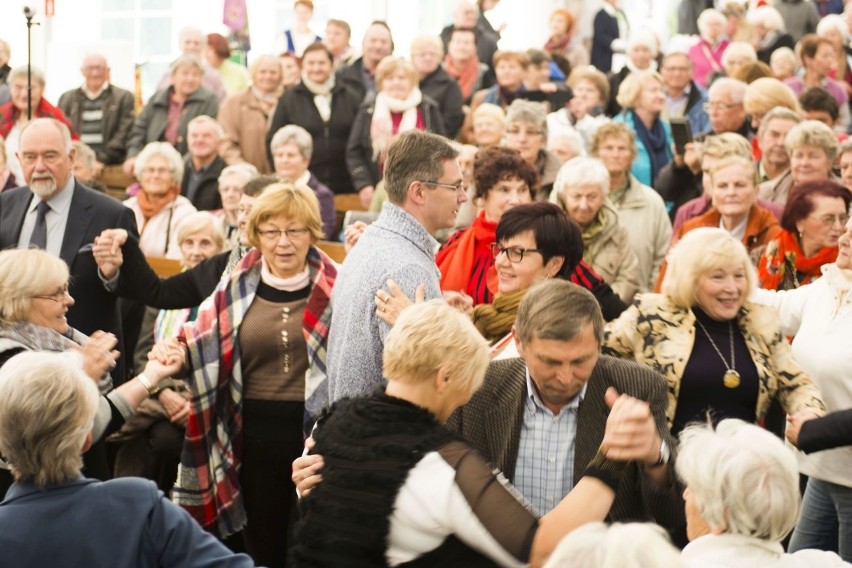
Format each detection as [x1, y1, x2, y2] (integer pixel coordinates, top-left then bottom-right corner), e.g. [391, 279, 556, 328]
[602, 294, 826, 427]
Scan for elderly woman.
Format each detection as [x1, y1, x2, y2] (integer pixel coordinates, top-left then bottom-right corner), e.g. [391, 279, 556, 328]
[590, 122, 672, 293]
[205, 33, 249, 96]
[0, 66, 75, 182]
[505, 99, 564, 199]
[747, 6, 795, 65]
[613, 71, 673, 188]
[124, 142, 197, 259]
[471, 103, 505, 148]
[114, 212, 226, 492]
[437, 147, 537, 305]
[292, 300, 628, 567]
[218, 54, 284, 174]
[606, 30, 659, 117]
[677, 420, 847, 566]
[817, 15, 852, 96]
[785, 34, 851, 133]
[689, 9, 730, 88]
[0, 351, 253, 567]
[215, 163, 258, 244]
[544, 522, 685, 568]
[166, 184, 336, 567]
[267, 43, 361, 196]
[346, 56, 445, 209]
[270, 124, 335, 239]
[758, 180, 851, 290]
[544, 8, 590, 74]
[604, 228, 825, 436]
[841, 138, 852, 190]
[751, 216, 852, 560]
[760, 119, 839, 206]
[743, 77, 800, 131]
[0, 249, 182, 495]
[717, 42, 758, 83]
[124, 55, 219, 175]
[551, 157, 640, 303]
[548, 65, 610, 151]
[770, 47, 798, 81]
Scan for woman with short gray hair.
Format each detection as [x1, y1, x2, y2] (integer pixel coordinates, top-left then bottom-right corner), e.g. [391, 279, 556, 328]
[505, 99, 564, 199]
[269, 124, 336, 238]
[552, 157, 640, 303]
[689, 9, 730, 87]
[677, 419, 848, 567]
[125, 142, 197, 259]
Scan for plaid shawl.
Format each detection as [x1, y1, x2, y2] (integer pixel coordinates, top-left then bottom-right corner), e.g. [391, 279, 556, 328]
[172, 245, 336, 536]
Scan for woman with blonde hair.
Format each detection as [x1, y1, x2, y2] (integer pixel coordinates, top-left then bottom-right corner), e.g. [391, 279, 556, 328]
[743, 77, 801, 130]
[346, 56, 445, 208]
[604, 227, 824, 436]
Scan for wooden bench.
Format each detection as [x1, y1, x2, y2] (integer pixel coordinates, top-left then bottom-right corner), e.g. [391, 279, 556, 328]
[145, 256, 183, 278]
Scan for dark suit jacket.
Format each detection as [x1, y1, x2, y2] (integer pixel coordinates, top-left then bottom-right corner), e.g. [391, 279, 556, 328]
[336, 57, 371, 103]
[57, 85, 136, 165]
[0, 181, 138, 342]
[591, 8, 620, 74]
[180, 154, 226, 211]
[447, 355, 683, 529]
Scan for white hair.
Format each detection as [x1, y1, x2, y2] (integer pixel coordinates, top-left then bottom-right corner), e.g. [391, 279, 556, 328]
[627, 29, 659, 57]
[543, 522, 686, 568]
[676, 419, 801, 542]
[817, 14, 849, 41]
[697, 9, 726, 38]
[187, 115, 225, 140]
[709, 77, 747, 105]
[270, 124, 314, 160]
[554, 156, 610, 197]
[747, 6, 785, 32]
[134, 142, 185, 185]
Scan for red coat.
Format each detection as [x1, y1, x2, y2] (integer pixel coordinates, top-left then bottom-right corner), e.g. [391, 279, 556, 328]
[0, 98, 77, 140]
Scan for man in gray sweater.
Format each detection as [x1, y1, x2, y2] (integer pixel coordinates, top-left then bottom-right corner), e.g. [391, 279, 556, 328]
[326, 131, 467, 403]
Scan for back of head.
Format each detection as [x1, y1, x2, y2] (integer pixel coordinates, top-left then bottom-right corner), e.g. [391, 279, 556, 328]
[384, 131, 458, 205]
[676, 419, 801, 542]
[383, 300, 490, 392]
[0, 351, 99, 489]
[514, 280, 603, 345]
[543, 522, 686, 568]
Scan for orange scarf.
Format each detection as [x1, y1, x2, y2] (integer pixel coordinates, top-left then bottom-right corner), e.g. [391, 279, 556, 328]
[135, 185, 180, 221]
[444, 54, 481, 100]
[758, 229, 838, 290]
[437, 210, 496, 293]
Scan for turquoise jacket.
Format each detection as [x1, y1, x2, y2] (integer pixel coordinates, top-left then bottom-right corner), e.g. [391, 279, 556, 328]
[613, 110, 673, 187]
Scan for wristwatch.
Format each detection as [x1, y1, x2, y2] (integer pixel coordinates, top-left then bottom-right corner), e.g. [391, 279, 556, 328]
[655, 439, 671, 466]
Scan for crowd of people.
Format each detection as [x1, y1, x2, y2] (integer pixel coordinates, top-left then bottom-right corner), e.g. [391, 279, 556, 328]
[1, 0, 852, 566]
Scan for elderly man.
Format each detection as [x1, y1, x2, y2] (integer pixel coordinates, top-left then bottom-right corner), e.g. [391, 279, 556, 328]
[0, 118, 137, 378]
[0, 66, 76, 183]
[297, 281, 683, 531]
[757, 106, 801, 183]
[702, 77, 751, 139]
[440, 0, 499, 73]
[660, 51, 710, 136]
[180, 115, 226, 211]
[335, 20, 394, 102]
[442, 26, 493, 104]
[58, 53, 135, 175]
[0, 351, 256, 568]
[156, 26, 227, 101]
[411, 35, 465, 138]
[324, 18, 356, 69]
[326, 131, 467, 403]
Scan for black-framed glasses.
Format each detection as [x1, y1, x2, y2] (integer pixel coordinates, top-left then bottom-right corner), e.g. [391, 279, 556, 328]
[421, 180, 466, 194]
[31, 283, 70, 302]
[257, 227, 312, 241]
[490, 243, 543, 262]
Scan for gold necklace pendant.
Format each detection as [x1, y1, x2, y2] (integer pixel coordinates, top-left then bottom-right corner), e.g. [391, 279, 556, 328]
[723, 369, 741, 389]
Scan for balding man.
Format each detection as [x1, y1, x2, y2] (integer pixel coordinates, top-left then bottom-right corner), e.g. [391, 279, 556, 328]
[156, 26, 227, 101]
[180, 115, 226, 211]
[58, 54, 135, 174]
[335, 21, 394, 101]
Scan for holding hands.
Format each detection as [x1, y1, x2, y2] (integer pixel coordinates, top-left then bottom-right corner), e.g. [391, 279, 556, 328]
[601, 387, 664, 467]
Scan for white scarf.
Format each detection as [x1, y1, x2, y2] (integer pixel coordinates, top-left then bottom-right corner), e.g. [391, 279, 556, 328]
[302, 73, 335, 123]
[370, 88, 423, 162]
[260, 256, 310, 291]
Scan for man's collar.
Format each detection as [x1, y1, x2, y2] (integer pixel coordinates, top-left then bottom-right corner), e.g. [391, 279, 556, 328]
[190, 154, 217, 173]
[82, 82, 109, 99]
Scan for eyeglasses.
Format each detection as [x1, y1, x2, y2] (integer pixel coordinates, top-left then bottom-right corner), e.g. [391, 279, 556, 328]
[31, 283, 70, 302]
[703, 102, 743, 112]
[505, 127, 544, 137]
[421, 180, 466, 194]
[256, 227, 311, 241]
[809, 214, 850, 227]
[490, 243, 543, 262]
[19, 152, 63, 166]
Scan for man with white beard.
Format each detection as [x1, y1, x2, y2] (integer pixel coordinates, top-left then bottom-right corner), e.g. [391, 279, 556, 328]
[0, 118, 137, 381]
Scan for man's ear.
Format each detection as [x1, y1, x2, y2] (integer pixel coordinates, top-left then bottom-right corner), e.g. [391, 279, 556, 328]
[81, 431, 93, 454]
[408, 180, 427, 206]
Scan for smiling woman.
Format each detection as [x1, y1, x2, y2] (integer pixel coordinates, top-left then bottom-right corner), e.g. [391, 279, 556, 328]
[603, 227, 825, 436]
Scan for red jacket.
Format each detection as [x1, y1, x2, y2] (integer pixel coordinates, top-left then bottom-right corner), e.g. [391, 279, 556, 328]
[0, 98, 77, 140]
